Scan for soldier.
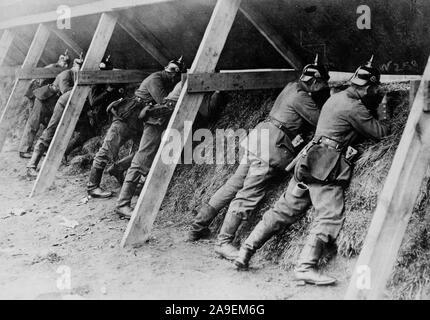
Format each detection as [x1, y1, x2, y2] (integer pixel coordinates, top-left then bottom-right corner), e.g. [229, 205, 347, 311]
[187, 56, 331, 262]
[114, 68, 186, 218]
[26, 55, 84, 176]
[19, 53, 80, 159]
[86, 57, 184, 199]
[234, 56, 391, 286]
[65, 56, 125, 158]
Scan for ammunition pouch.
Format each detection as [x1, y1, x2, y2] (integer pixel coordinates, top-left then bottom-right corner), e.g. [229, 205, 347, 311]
[294, 136, 352, 185]
[107, 96, 149, 120]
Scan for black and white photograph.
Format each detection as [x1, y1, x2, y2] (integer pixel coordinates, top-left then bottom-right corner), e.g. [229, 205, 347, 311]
[0, 0, 429, 306]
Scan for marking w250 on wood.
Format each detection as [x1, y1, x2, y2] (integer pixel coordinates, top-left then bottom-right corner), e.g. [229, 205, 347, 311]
[380, 60, 419, 73]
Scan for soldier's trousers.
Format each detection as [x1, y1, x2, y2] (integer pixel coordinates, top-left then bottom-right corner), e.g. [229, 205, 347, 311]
[209, 155, 276, 221]
[244, 178, 345, 250]
[19, 96, 57, 153]
[92, 119, 141, 171]
[123, 124, 164, 185]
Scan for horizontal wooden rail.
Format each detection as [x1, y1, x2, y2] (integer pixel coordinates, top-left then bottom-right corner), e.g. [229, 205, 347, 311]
[77, 69, 158, 84]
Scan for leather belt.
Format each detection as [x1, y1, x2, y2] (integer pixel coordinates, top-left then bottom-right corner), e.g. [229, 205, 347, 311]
[268, 116, 295, 141]
[317, 136, 342, 150]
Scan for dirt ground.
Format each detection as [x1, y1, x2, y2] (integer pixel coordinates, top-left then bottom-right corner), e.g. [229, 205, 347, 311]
[0, 140, 354, 300]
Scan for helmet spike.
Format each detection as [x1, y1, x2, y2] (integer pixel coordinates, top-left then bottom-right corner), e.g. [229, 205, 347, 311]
[106, 54, 111, 62]
[314, 53, 319, 65]
[366, 55, 374, 68]
[64, 49, 68, 55]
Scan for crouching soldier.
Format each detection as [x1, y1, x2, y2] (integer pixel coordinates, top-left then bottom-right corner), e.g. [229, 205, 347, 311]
[65, 56, 125, 158]
[86, 57, 184, 199]
[26, 55, 84, 177]
[234, 57, 392, 286]
[187, 56, 331, 261]
[19, 51, 75, 159]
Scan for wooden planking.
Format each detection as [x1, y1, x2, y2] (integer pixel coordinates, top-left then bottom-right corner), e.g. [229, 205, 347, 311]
[0, 30, 15, 66]
[0, 24, 51, 152]
[409, 80, 420, 110]
[77, 69, 157, 84]
[239, 1, 302, 69]
[0, 0, 176, 30]
[30, 13, 118, 197]
[121, 0, 243, 247]
[117, 14, 171, 66]
[187, 70, 299, 92]
[49, 27, 84, 56]
[345, 55, 430, 300]
[12, 33, 49, 66]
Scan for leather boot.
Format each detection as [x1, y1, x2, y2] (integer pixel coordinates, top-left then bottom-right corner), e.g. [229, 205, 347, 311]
[294, 236, 337, 286]
[87, 167, 112, 198]
[106, 154, 134, 185]
[187, 203, 218, 241]
[214, 212, 242, 260]
[115, 179, 138, 219]
[234, 219, 278, 269]
[26, 144, 45, 177]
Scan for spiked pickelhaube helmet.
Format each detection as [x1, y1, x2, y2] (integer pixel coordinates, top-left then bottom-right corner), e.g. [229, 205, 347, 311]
[165, 56, 185, 73]
[58, 49, 71, 65]
[350, 55, 381, 86]
[300, 54, 330, 82]
[73, 52, 84, 66]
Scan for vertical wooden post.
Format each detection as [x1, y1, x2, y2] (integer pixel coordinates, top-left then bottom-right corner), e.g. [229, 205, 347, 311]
[0, 30, 15, 66]
[345, 56, 430, 300]
[409, 79, 420, 109]
[121, 0, 242, 247]
[49, 27, 84, 56]
[30, 13, 118, 197]
[0, 24, 51, 152]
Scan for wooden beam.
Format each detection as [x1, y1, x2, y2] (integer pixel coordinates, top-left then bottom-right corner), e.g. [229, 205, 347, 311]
[30, 13, 118, 197]
[345, 55, 430, 300]
[0, 24, 51, 152]
[77, 69, 157, 84]
[329, 71, 421, 83]
[0, 66, 19, 77]
[187, 70, 298, 92]
[0, 0, 176, 30]
[239, 1, 302, 69]
[117, 14, 172, 66]
[121, 0, 242, 247]
[49, 28, 84, 56]
[0, 30, 15, 66]
[13, 33, 49, 66]
[410, 80, 420, 109]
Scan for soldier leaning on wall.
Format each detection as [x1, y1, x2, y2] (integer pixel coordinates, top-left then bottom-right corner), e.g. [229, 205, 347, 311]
[85, 57, 185, 199]
[187, 55, 331, 261]
[25, 55, 84, 177]
[64, 56, 126, 159]
[234, 56, 392, 286]
[18, 51, 72, 159]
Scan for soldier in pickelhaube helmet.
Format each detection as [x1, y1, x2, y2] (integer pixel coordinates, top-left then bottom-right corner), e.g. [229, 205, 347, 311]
[234, 56, 392, 286]
[85, 56, 184, 201]
[187, 55, 331, 261]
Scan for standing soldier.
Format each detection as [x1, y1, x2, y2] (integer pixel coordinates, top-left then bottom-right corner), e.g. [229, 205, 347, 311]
[114, 63, 186, 218]
[65, 56, 125, 158]
[26, 55, 84, 176]
[86, 57, 184, 199]
[19, 50, 71, 158]
[187, 56, 331, 262]
[234, 57, 391, 286]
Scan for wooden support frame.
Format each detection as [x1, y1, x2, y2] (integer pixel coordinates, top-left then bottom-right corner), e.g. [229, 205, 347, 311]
[0, 0, 176, 30]
[117, 14, 171, 66]
[345, 55, 430, 300]
[239, 1, 302, 69]
[13, 33, 49, 66]
[121, 0, 243, 247]
[30, 13, 118, 197]
[0, 30, 15, 66]
[49, 27, 84, 56]
[0, 24, 51, 152]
